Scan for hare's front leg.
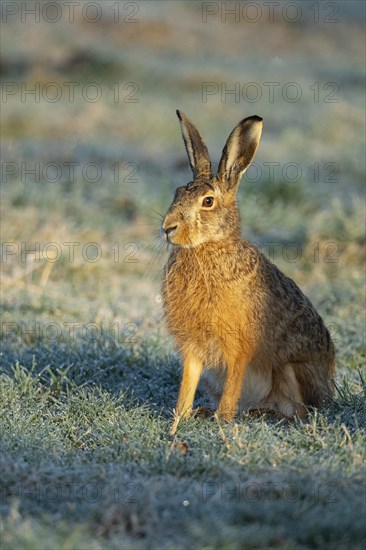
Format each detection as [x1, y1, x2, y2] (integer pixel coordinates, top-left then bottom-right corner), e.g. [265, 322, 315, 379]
[170, 352, 203, 435]
[217, 354, 250, 421]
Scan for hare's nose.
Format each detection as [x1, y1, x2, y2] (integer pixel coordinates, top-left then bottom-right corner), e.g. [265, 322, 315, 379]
[164, 224, 178, 236]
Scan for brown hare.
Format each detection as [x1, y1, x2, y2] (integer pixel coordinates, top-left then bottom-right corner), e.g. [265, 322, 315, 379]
[162, 111, 335, 435]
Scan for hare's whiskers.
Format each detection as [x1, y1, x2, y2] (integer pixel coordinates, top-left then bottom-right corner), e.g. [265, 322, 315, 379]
[142, 240, 166, 279]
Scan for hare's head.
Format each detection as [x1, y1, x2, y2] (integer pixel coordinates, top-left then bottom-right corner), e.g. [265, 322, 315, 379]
[162, 111, 263, 248]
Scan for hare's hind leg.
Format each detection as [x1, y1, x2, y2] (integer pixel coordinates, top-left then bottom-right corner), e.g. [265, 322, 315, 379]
[239, 363, 273, 414]
[266, 364, 307, 419]
[293, 360, 335, 408]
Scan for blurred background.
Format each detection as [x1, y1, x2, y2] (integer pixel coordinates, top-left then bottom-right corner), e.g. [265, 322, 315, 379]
[1, 0, 365, 362]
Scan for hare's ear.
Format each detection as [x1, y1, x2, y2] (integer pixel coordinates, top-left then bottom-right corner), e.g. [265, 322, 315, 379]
[176, 110, 211, 178]
[217, 115, 263, 192]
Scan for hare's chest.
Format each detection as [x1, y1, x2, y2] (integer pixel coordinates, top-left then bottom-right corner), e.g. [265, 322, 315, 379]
[163, 256, 243, 359]
[163, 261, 219, 323]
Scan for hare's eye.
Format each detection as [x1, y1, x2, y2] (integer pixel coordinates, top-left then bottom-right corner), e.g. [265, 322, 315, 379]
[202, 196, 214, 208]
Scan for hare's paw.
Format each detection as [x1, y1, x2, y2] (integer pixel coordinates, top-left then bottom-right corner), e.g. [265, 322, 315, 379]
[215, 406, 236, 422]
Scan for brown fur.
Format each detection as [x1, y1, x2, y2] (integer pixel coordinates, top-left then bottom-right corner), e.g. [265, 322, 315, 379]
[162, 111, 335, 434]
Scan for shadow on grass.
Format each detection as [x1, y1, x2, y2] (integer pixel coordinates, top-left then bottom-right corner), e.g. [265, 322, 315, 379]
[1, 334, 365, 430]
[0, 334, 181, 417]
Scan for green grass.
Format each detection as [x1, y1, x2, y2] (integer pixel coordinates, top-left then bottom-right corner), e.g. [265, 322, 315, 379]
[1, 2, 365, 548]
[1, 336, 365, 550]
